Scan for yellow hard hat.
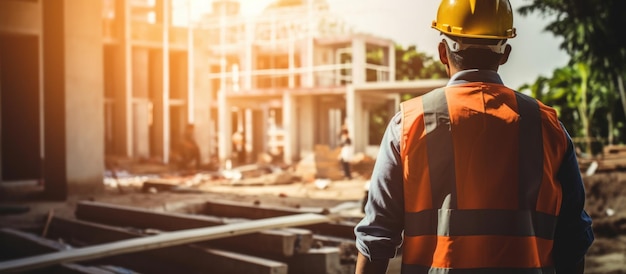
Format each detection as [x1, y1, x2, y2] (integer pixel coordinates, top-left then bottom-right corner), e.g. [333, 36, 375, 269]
[432, 0, 517, 40]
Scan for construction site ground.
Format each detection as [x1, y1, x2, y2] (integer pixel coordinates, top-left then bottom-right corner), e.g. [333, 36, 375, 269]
[1, 159, 626, 273]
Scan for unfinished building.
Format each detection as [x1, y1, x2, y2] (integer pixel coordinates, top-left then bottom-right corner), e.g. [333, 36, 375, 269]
[0, 0, 447, 198]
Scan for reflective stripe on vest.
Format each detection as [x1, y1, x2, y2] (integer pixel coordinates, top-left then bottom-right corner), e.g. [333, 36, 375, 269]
[401, 265, 556, 274]
[400, 85, 561, 273]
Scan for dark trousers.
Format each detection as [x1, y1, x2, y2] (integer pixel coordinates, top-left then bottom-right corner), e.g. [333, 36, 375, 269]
[180, 146, 200, 170]
[341, 160, 352, 179]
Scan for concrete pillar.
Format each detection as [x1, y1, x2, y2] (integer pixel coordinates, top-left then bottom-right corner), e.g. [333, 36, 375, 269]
[303, 3, 315, 88]
[316, 101, 330, 145]
[252, 108, 266, 163]
[113, 0, 133, 158]
[42, 0, 104, 199]
[300, 38, 315, 87]
[186, 1, 194, 125]
[387, 44, 396, 82]
[298, 95, 315, 156]
[245, 108, 254, 162]
[162, 0, 171, 163]
[243, 21, 254, 90]
[346, 86, 365, 154]
[150, 49, 170, 163]
[288, 36, 295, 88]
[329, 108, 342, 148]
[351, 38, 366, 85]
[151, 0, 170, 163]
[260, 106, 270, 156]
[192, 34, 213, 164]
[217, 90, 232, 163]
[282, 92, 295, 163]
[132, 49, 151, 159]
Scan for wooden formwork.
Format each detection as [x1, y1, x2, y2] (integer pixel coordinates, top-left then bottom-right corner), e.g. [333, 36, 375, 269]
[0, 199, 359, 274]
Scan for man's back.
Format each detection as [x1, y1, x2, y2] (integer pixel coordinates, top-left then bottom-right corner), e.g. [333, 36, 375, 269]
[399, 81, 569, 271]
[355, 1, 593, 272]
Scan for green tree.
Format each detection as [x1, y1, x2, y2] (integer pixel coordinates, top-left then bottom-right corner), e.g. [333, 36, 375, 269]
[519, 0, 626, 146]
[367, 45, 446, 144]
[520, 63, 618, 155]
[394, 45, 446, 81]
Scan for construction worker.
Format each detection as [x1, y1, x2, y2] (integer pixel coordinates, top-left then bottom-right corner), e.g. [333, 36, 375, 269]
[354, 0, 594, 273]
[178, 123, 201, 171]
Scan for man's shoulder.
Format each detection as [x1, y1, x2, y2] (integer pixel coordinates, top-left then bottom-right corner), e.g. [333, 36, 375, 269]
[402, 87, 446, 105]
[400, 87, 447, 116]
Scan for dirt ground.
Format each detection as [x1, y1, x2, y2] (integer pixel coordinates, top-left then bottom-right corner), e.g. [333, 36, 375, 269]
[1, 169, 626, 273]
[581, 171, 626, 274]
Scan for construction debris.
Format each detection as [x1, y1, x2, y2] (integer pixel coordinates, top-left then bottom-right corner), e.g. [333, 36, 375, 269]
[579, 145, 626, 175]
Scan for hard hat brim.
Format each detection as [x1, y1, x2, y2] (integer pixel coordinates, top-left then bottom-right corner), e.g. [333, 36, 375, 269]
[432, 24, 517, 40]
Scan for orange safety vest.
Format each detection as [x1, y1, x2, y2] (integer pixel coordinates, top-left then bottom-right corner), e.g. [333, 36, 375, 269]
[400, 84, 568, 273]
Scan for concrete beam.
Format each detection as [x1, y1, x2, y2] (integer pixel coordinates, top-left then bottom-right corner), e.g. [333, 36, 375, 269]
[112, 0, 133, 158]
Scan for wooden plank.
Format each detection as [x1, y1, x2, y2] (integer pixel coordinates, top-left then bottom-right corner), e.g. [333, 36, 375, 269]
[282, 228, 314, 254]
[59, 263, 125, 274]
[283, 247, 342, 274]
[1, 226, 212, 274]
[0, 227, 67, 259]
[0, 228, 136, 274]
[203, 199, 357, 239]
[300, 221, 357, 240]
[48, 217, 288, 274]
[0, 213, 328, 273]
[313, 234, 357, 249]
[312, 234, 358, 263]
[204, 199, 317, 219]
[75, 200, 308, 257]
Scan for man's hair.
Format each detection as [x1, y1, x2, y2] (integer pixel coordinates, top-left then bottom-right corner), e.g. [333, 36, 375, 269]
[446, 37, 507, 70]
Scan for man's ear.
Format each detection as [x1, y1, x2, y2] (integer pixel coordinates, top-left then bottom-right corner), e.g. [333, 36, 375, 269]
[438, 41, 449, 65]
[499, 44, 512, 65]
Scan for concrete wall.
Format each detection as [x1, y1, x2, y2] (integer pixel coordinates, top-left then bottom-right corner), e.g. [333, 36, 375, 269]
[0, 0, 44, 185]
[0, 34, 41, 181]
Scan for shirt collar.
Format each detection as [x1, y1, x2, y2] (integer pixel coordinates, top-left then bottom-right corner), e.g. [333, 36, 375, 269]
[446, 69, 504, 86]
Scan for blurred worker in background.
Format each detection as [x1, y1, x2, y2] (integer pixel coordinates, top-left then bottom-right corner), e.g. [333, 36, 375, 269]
[354, 0, 594, 273]
[178, 123, 200, 171]
[232, 130, 245, 165]
[339, 128, 354, 180]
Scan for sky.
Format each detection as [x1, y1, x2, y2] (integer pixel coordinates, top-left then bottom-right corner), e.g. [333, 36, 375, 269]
[324, 0, 570, 89]
[193, 0, 570, 89]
